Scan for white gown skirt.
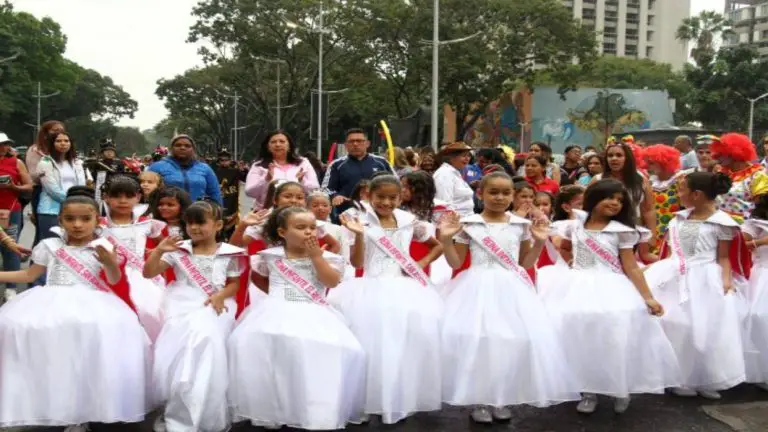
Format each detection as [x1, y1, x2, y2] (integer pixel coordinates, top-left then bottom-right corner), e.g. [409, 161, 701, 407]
[0, 285, 151, 427]
[328, 275, 443, 424]
[153, 288, 235, 432]
[126, 267, 165, 343]
[442, 267, 580, 407]
[645, 260, 745, 390]
[740, 265, 768, 382]
[541, 268, 681, 397]
[229, 298, 366, 429]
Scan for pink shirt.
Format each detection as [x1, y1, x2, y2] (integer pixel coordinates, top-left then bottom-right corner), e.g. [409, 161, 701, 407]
[244, 157, 320, 210]
[26, 144, 46, 184]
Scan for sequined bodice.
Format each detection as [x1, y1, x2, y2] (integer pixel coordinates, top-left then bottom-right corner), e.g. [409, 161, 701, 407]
[266, 257, 328, 303]
[669, 219, 724, 266]
[104, 223, 151, 255]
[168, 253, 233, 292]
[571, 229, 623, 273]
[364, 227, 414, 277]
[47, 246, 104, 287]
[465, 223, 524, 269]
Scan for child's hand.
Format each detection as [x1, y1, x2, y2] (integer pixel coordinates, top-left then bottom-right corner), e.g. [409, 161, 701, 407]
[723, 279, 734, 295]
[515, 203, 532, 218]
[204, 293, 228, 315]
[157, 235, 183, 253]
[9, 244, 31, 258]
[94, 244, 119, 267]
[645, 298, 664, 316]
[306, 236, 327, 258]
[340, 214, 364, 235]
[243, 209, 270, 227]
[530, 219, 550, 242]
[437, 211, 462, 239]
[417, 258, 430, 270]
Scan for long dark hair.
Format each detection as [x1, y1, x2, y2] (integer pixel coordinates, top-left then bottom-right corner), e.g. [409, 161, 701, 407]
[47, 132, 76, 163]
[37, 120, 64, 152]
[257, 130, 302, 168]
[584, 178, 636, 227]
[401, 171, 435, 221]
[686, 171, 732, 201]
[603, 143, 644, 208]
[152, 186, 192, 236]
[263, 206, 308, 245]
[553, 185, 585, 221]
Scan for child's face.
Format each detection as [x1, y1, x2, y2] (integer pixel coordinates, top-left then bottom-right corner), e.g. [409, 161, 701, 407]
[677, 178, 700, 208]
[274, 185, 306, 209]
[513, 188, 534, 210]
[157, 197, 182, 221]
[186, 214, 223, 243]
[569, 193, 584, 211]
[59, 203, 98, 243]
[480, 177, 514, 213]
[278, 211, 317, 247]
[535, 195, 552, 217]
[359, 186, 370, 202]
[105, 192, 140, 217]
[594, 192, 624, 218]
[309, 197, 331, 221]
[371, 183, 401, 218]
[400, 178, 412, 203]
[139, 174, 160, 197]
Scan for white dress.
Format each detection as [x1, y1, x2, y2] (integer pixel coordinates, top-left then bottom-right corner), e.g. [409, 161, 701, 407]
[228, 248, 366, 429]
[441, 214, 579, 407]
[153, 241, 245, 432]
[540, 219, 681, 397]
[0, 238, 151, 427]
[328, 208, 443, 424]
[101, 214, 166, 342]
[643, 209, 745, 390]
[740, 219, 768, 383]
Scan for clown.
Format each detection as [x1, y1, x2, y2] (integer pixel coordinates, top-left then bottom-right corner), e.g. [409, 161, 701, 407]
[711, 133, 768, 223]
[644, 144, 683, 252]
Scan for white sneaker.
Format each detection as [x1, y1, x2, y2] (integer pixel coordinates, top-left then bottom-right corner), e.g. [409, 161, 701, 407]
[3, 288, 16, 302]
[671, 387, 698, 397]
[491, 406, 512, 421]
[64, 425, 88, 432]
[470, 406, 493, 424]
[152, 415, 166, 432]
[613, 396, 631, 414]
[697, 389, 722, 400]
[576, 393, 598, 414]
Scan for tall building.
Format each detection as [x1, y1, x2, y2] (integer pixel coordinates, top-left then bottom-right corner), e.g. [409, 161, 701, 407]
[725, 1, 768, 56]
[562, 0, 691, 69]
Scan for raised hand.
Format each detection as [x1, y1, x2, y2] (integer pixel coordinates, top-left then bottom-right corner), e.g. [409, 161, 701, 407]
[332, 195, 349, 207]
[530, 219, 550, 242]
[243, 209, 270, 227]
[437, 211, 463, 239]
[94, 244, 119, 267]
[296, 168, 306, 182]
[267, 163, 276, 181]
[340, 214, 364, 235]
[515, 203, 532, 218]
[305, 235, 327, 258]
[157, 235, 183, 253]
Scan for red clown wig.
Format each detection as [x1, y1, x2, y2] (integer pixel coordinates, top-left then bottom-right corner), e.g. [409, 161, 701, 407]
[712, 133, 757, 163]
[643, 144, 681, 174]
[628, 143, 647, 170]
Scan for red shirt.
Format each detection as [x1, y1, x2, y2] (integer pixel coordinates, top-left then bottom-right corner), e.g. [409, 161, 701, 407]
[524, 176, 560, 195]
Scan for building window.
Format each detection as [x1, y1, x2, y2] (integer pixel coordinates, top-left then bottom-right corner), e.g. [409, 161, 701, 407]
[626, 13, 639, 24]
[649, 0, 656, 10]
[646, 46, 654, 57]
[647, 30, 654, 41]
[648, 15, 655, 25]
[605, 10, 618, 19]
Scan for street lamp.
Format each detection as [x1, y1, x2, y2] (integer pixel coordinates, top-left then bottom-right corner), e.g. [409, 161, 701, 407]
[747, 92, 768, 142]
[285, 1, 331, 157]
[32, 82, 60, 132]
[421, 0, 481, 151]
[255, 57, 288, 128]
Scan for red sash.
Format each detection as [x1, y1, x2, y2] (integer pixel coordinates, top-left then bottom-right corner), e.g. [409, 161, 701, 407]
[105, 234, 164, 286]
[365, 226, 431, 287]
[463, 224, 535, 288]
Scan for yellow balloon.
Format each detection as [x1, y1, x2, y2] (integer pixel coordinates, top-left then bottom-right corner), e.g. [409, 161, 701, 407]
[379, 120, 395, 165]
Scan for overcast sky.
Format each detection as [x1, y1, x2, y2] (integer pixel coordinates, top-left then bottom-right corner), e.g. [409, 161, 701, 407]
[10, 0, 725, 130]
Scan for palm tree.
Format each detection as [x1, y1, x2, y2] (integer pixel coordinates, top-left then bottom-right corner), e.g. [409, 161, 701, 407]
[676, 10, 733, 66]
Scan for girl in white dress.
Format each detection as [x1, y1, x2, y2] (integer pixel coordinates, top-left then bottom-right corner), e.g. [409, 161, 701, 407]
[144, 201, 246, 432]
[329, 174, 444, 424]
[100, 175, 166, 341]
[541, 178, 680, 414]
[0, 186, 150, 431]
[438, 172, 579, 424]
[228, 206, 366, 429]
[743, 195, 768, 389]
[645, 172, 746, 399]
[152, 186, 192, 239]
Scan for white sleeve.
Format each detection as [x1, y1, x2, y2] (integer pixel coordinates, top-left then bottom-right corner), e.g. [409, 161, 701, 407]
[521, 224, 532, 242]
[434, 172, 455, 203]
[717, 225, 737, 241]
[226, 256, 243, 277]
[30, 243, 52, 267]
[413, 221, 434, 242]
[160, 251, 176, 266]
[325, 254, 346, 277]
[244, 224, 263, 240]
[742, 220, 762, 239]
[251, 254, 269, 276]
[454, 230, 471, 244]
[617, 231, 640, 249]
[149, 219, 166, 238]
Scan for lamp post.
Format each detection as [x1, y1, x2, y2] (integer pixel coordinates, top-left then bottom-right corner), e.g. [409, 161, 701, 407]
[32, 82, 60, 132]
[420, 4, 481, 152]
[748, 92, 768, 143]
[215, 89, 241, 160]
[255, 57, 288, 128]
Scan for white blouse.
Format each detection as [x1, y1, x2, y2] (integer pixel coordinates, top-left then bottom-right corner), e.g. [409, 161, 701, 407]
[561, 219, 639, 273]
[668, 209, 738, 267]
[454, 213, 531, 269]
[433, 163, 474, 217]
[356, 208, 433, 277]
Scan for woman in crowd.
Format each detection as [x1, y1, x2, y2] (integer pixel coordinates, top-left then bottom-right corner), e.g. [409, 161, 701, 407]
[433, 142, 475, 217]
[245, 130, 319, 210]
[418, 148, 438, 175]
[26, 120, 65, 245]
[0, 134, 32, 301]
[578, 153, 604, 186]
[521, 142, 561, 184]
[393, 147, 415, 177]
[148, 135, 222, 203]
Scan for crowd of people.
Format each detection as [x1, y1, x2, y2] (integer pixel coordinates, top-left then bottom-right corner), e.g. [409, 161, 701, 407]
[3, 121, 768, 432]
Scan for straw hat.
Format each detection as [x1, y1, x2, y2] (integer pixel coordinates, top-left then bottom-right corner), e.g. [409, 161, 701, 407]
[438, 141, 472, 155]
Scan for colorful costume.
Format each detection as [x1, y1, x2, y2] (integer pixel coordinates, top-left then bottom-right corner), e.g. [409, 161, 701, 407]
[644, 144, 683, 252]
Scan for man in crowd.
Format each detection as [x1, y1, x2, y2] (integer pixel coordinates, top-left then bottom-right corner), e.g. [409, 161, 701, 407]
[560, 145, 582, 186]
[322, 128, 394, 213]
[674, 135, 698, 170]
[212, 148, 247, 239]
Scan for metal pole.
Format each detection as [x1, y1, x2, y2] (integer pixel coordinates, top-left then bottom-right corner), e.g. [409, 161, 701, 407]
[36, 81, 41, 130]
[750, 99, 756, 143]
[430, 0, 439, 152]
[234, 91, 239, 160]
[276, 64, 282, 129]
[317, 0, 324, 157]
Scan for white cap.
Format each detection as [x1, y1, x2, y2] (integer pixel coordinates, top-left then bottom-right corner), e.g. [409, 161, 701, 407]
[0, 133, 13, 145]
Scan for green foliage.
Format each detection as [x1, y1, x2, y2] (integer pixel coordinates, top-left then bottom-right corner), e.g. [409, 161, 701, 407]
[676, 10, 733, 67]
[0, 1, 137, 152]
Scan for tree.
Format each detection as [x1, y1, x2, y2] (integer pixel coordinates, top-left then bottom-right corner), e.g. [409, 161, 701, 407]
[567, 91, 647, 147]
[676, 10, 733, 66]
